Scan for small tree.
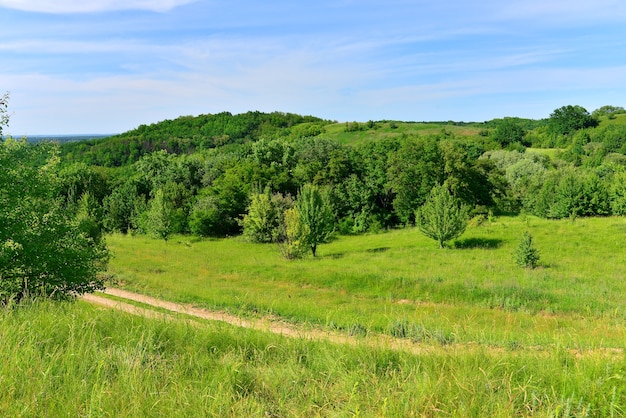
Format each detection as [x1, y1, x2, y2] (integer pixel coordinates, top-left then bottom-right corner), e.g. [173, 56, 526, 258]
[143, 188, 172, 240]
[242, 189, 293, 243]
[276, 207, 310, 260]
[296, 184, 334, 256]
[415, 184, 469, 248]
[514, 231, 540, 269]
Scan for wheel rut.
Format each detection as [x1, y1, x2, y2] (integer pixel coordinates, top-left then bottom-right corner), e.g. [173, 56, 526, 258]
[82, 288, 624, 359]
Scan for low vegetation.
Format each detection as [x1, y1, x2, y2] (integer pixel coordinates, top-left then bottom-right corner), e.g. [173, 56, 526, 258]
[0, 295, 622, 416]
[2, 93, 626, 414]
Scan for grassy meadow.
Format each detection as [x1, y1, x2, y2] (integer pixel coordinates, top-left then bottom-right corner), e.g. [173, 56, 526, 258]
[1, 298, 622, 417]
[107, 216, 626, 350]
[2, 215, 625, 416]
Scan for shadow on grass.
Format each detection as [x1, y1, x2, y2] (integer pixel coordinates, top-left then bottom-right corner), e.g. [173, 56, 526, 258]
[453, 237, 503, 249]
[365, 247, 391, 254]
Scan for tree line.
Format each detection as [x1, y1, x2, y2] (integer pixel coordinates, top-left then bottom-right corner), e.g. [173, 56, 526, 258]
[3, 97, 626, 300]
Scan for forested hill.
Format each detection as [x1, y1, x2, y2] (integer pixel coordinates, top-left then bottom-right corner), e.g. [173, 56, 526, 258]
[61, 111, 331, 166]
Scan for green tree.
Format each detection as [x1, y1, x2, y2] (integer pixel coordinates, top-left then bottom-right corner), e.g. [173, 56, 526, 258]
[592, 105, 626, 119]
[387, 136, 444, 224]
[143, 189, 172, 240]
[492, 118, 527, 148]
[0, 139, 108, 302]
[296, 184, 334, 256]
[548, 105, 598, 136]
[188, 194, 230, 237]
[415, 184, 469, 248]
[242, 189, 293, 243]
[276, 207, 310, 260]
[514, 232, 540, 269]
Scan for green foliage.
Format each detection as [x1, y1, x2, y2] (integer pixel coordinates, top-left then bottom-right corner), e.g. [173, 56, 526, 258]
[514, 231, 540, 269]
[387, 136, 444, 223]
[592, 105, 626, 118]
[142, 189, 172, 240]
[188, 195, 230, 237]
[242, 189, 293, 243]
[75, 192, 104, 243]
[492, 118, 527, 148]
[548, 105, 598, 137]
[61, 111, 330, 167]
[276, 207, 310, 259]
[102, 180, 145, 233]
[532, 170, 611, 219]
[0, 140, 108, 302]
[415, 184, 469, 248]
[296, 184, 334, 256]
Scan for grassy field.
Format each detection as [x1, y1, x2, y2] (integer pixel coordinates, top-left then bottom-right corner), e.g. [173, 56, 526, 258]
[322, 121, 485, 145]
[2, 215, 625, 416]
[0, 297, 622, 416]
[107, 216, 626, 349]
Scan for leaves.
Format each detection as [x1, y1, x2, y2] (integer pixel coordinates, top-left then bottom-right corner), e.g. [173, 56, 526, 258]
[415, 184, 469, 248]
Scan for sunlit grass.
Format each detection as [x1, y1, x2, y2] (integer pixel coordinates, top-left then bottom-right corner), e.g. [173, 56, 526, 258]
[1, 299, 623, 416]
[106, 216, 626, 350]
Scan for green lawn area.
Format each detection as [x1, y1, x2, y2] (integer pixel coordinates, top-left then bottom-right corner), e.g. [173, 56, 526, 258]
[106, 216, 626, 350]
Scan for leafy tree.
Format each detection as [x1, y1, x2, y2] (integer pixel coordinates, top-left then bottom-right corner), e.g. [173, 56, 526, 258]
[242, 189, 293, 243]
[143, 188, 172, 240]
[188, 194, 230, 237]
[492, 118, 527, 148]
[548, 105, 598, 136]
[387, 136, 444, 223]
[0, 139, 108, 302]
[592, 105, 626, 119]
[276, 207, 310, 260]
[103, 180, 144, 233]
[415, 184, 469, 248]
[75, 192, 104, 243]
[514, 232, 540, 269]
[296, 184, 334, 256]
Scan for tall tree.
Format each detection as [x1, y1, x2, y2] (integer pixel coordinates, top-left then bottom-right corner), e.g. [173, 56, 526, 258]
[143, 188, 172, 240]
[0, 139, 108, 302]
[387, 136, 444, 224]
[548, 105, 598, 136]
[296, 184, 334, 256]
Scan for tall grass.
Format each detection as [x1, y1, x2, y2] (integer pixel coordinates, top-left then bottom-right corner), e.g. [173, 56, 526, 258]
[1, 300, 624, 416]
[106, 216, 626, 349]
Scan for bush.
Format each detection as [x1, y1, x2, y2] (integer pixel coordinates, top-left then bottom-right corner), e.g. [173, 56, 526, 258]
[514, 232, 540, 269]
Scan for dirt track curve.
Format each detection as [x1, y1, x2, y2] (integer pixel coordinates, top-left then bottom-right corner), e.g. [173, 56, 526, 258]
[83, 288, 624, 358]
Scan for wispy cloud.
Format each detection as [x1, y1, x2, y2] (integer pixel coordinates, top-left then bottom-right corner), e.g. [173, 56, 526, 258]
[0, 0, 195, 13]
[1, 0, 625, 133]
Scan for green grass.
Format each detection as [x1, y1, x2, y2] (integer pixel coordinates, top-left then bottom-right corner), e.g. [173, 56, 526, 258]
[3, 215, 626, 416]
[1, 299, 624, 417]
[107, 216, 626, 351]
[321, 121, 485, 145]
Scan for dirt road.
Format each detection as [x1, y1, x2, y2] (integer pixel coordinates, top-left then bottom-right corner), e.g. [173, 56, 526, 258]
[83, 288, 624, 358]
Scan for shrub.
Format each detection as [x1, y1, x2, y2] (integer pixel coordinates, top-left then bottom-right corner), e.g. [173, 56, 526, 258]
[514, 232, 540, 269]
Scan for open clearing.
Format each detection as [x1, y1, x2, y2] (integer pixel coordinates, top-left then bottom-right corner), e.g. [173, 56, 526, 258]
[84, 287, 625, 359]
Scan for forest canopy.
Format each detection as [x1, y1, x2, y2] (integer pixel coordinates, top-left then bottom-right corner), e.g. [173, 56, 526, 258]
[9, 104, 626, 245]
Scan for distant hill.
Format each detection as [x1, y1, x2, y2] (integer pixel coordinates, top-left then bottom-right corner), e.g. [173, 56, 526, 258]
[27, 134, 114, 144]
[60, 111, 331, 167]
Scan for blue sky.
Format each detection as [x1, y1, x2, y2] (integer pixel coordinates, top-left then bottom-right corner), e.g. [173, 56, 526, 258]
[1, 0, 625, 135]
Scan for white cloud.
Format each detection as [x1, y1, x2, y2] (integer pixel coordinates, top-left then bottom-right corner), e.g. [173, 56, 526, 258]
[0, 0, 195, 13]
